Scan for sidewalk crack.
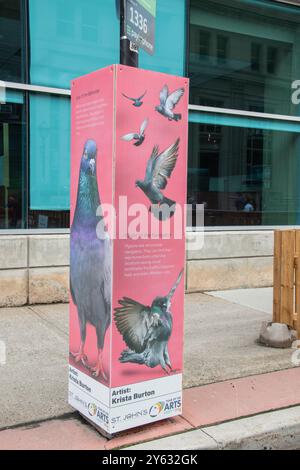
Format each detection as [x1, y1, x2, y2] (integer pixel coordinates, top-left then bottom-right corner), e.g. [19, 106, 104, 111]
[27, 306, 68, 338]
[200, 428, 220, 449]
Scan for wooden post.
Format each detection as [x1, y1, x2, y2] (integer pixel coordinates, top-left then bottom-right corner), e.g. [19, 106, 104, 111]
[273, 230, 282, 323]
[295, 231, 300, 338]
[280, 230, 295, 327]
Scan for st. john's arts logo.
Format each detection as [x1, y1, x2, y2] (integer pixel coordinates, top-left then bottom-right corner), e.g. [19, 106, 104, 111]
[149, 402, 165, 418]
[88, 403, 97, 417]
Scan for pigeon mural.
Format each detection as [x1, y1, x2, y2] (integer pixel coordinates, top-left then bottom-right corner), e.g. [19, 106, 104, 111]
[122, 91, 147, 107]
[155, 85, 185, 121]
[70, 139, 111, 381]
[122, 118, 148, 146]
[114, 270, 183, 373]
[135, 138, 180, 219]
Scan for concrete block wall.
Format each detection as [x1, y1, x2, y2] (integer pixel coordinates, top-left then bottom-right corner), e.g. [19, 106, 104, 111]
[0, 235, 70, 307]
[0, 230, 274, 307]
[186, 230, 274, 292]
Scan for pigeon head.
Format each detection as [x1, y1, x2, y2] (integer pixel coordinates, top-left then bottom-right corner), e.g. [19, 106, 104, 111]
[135, 179, 144, 189]
[81, 139, 97, 177]
[152, 296, 169, 312]
[155, 105, 163, 114]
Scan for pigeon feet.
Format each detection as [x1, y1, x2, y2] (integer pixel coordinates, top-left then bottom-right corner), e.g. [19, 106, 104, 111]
[90, 349, 108, 382]
[70, 350, 88, 368]
[91, 364, 108, 381]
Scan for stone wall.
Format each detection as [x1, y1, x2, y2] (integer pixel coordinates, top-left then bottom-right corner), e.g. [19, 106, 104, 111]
[0, 231, 274, 307]
[186, 231, 274, 292]
[0, 235, 69, 307]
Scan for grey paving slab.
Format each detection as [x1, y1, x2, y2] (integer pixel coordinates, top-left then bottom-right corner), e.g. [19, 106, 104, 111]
[206, 287, 273, 314]
[183, 292, 294, 388]
[0, 305, 71, 430]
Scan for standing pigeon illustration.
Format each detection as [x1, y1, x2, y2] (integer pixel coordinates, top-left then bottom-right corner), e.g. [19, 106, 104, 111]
[135, 138, 180, 219]
[155, 85, 185, 121]
[122, 91, 147, 107]
[70, 139, 111, 381]
[114, 270, 183, 373]
[122, 118, 148, 146]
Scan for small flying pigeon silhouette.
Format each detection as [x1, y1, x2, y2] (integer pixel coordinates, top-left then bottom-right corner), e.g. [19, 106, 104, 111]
[122, 91, 147, 107]
[135, 138, 180, 220]
[122, 119, 148, 147]
[114, 270, 183, 373]
[155, 85, 184, 121]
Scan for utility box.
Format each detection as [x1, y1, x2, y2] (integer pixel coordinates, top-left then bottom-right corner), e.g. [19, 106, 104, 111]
[69, 64, 189, 435]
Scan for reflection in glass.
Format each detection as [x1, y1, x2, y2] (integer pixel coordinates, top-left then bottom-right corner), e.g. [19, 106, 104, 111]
[188, 113, 300, 226]
[189, 0, 300, 116]
[0, 0, 25, 82]
[0, 90, 26, 228]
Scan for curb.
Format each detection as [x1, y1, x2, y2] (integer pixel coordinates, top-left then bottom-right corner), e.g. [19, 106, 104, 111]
[126, 406, 300, 450]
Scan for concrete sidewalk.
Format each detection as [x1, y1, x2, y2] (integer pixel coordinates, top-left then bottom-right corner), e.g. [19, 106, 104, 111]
[0, 290, 296, 430]
[128, 406, 300, 450]
[0, 368, 299, 449]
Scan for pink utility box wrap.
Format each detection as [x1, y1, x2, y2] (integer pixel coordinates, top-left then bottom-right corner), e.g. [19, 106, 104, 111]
[69, 64, 189, 434]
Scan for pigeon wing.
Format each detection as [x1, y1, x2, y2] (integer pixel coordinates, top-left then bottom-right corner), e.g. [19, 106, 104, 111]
[114, 298, 153, 353]
[138, 90, 147, 101]
[140, 118, 148, 135]
[122, 133, 139, 141]
[165, 88, 184, 111]
[122, 93, 135, 102]
[144, 145, 160, 183]
[152, 139, 180, 190]
[160, 85, 169, 105]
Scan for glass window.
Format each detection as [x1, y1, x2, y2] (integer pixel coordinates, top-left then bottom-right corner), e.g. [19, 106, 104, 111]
[0, 0, 25, 82]
[139, 0, 186, 76]
[188, 112, 300, 226]
[189, 0, 300, 116]
[29, 93, 70, 229]
[0, 89, 26, 228]
[29, 0, 119, 89]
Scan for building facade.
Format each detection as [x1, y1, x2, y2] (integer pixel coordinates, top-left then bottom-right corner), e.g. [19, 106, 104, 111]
[0, 0, 300, 304]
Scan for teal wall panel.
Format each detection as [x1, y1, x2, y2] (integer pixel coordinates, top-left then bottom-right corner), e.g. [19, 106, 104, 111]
[30, 94, 70, 210]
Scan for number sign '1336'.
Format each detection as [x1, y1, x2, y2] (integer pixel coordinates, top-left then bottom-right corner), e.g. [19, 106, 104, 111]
[125, 0, 156, 56]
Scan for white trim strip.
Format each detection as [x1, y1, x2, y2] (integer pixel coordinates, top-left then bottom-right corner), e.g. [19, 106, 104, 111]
[2, 81, 300, 123]
[3, 81, 71, 96]
[188, 104, 300, 123]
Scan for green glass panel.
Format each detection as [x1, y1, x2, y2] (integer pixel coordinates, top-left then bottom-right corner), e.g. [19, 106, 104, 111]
[140, 0, 186, 76]
[29, 0, 119, 88]
[29, 94, 70, 214]
[0, 91, 26, 228]
[188, 119, 300, 226]
[189, 0, 300, 116]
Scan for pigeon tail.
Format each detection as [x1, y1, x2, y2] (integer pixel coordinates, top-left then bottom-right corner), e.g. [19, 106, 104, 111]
[119, 349, 145, 365]
[173, 113, 182, 122]
[150, 198, 176, 221]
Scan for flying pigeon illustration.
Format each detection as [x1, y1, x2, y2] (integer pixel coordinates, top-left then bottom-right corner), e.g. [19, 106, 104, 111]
[122, 91, 147, 107]
[70, 139, 111, 381]
[114, 270, 183, 373]
[155, 85, 185, 121]
[135, 138, 180, 219]
[122, 118, 148, 147]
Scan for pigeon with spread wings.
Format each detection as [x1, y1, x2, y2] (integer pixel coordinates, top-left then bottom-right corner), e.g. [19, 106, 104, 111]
[114, 270, 183, 373]
[155, 85, 184, 121]
[135, 138, 180, 219]
[122, 118, 148, 147]
[122, 91, 147, 107]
